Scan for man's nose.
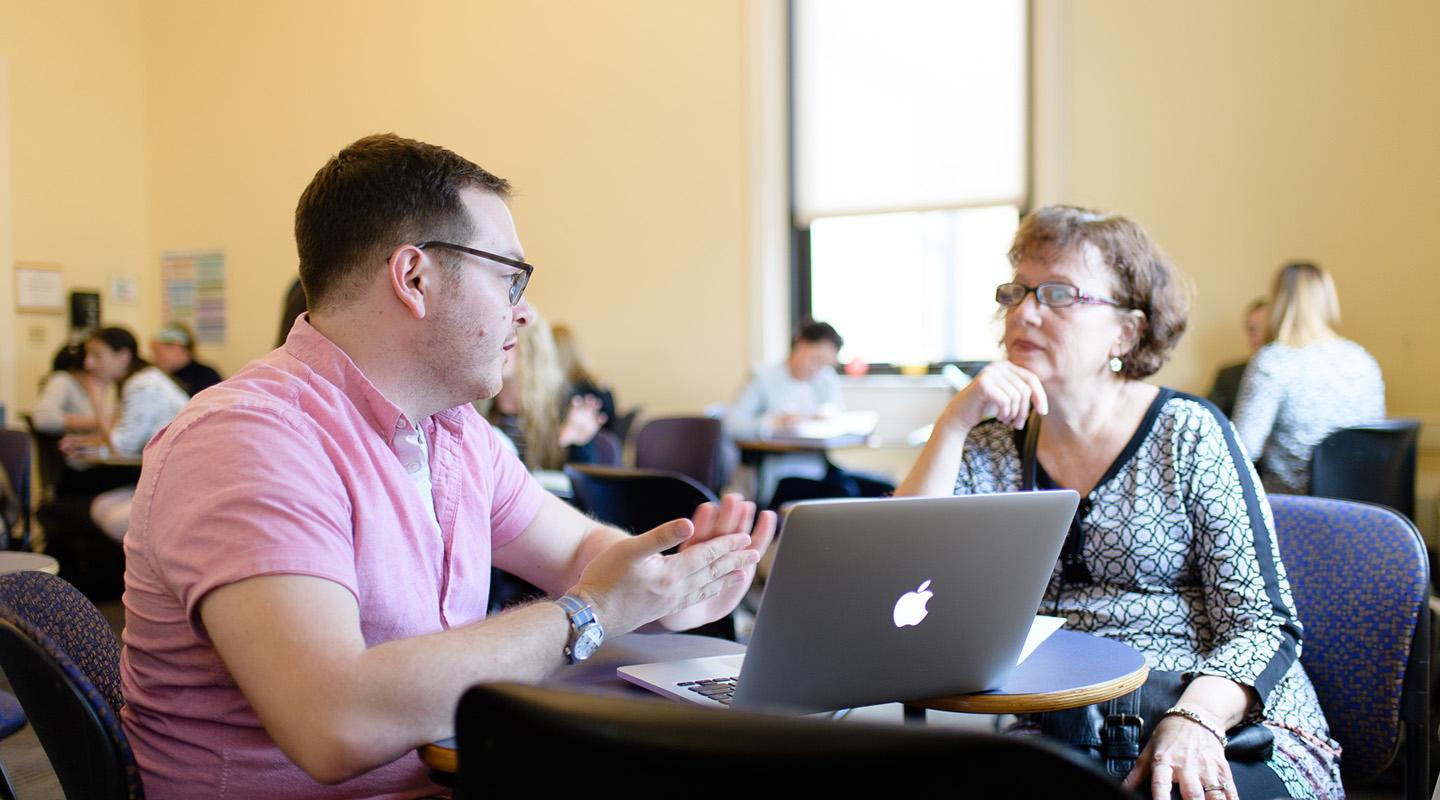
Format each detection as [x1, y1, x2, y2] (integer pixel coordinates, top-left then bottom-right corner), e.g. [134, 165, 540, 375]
[513, 296, 534, 327]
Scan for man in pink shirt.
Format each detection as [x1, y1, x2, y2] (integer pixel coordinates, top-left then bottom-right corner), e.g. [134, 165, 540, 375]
[120, 134, 775, 798]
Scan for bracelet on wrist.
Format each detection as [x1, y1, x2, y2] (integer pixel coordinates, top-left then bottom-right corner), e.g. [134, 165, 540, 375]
[1161, 706, 1228, 747]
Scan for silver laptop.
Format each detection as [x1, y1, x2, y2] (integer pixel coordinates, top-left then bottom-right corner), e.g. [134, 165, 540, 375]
[618, 490, 1078, 713]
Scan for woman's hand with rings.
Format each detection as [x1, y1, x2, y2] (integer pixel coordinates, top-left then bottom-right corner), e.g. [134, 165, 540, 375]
[1123, 715, 1237, 800]
[937, 360, 1049, 434]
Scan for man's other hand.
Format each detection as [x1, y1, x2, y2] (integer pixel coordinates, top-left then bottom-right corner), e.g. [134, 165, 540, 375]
[570, 494, 775, 635]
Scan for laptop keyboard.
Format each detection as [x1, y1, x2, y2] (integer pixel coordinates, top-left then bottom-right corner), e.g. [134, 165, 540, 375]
[677, 676, 739, 705]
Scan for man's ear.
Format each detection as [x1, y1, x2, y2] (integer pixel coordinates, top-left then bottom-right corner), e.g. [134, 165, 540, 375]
[387, 245, 431, 320]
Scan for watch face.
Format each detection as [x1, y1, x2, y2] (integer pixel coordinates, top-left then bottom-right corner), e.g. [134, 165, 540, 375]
[573, 625, 603, 660]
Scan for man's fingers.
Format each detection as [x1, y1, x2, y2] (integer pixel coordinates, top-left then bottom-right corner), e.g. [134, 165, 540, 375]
[689, 501, 717, 539]
[681, 569, 750, 610]
[736, 502, 756, 543]
[675, 532, 753, 576]
[631, 519, 695, 555]
[715, 493, 744, 533]
[750, 510, 777, 553]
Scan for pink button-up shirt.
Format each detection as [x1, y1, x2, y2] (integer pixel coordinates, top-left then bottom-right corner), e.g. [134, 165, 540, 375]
[120, 317, 545, 799]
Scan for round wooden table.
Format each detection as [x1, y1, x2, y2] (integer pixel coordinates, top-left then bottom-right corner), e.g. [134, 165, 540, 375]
[903, 629, 1148, 720]
[0, 552, 60, 575]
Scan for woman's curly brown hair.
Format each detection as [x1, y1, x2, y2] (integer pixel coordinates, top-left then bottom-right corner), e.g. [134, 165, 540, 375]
[1008, 206, 1190, 379]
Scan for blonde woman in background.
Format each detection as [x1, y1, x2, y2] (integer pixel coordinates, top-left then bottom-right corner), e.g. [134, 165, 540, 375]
[1232, 261, 1384, 494]
[552, 323, 618, 435]
[476, 312, 607, 470]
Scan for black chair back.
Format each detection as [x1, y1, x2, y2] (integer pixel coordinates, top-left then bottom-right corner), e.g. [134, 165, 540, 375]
[0, 571, 141, 799]
[21, 413, 66, 504]
[455, 683, 1138, 796]
[588, 429, 623, 467]
[564, 465, 716, 533]
[1309, 419, 1420, 518]
[0, 430, 33, 550]
[633, 416, 729, 492]
[610, 406, 641, 445]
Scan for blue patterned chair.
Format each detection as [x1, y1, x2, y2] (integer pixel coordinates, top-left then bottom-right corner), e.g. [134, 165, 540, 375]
[1270, 494, 1430, 800]
[0, 571, 143, 799]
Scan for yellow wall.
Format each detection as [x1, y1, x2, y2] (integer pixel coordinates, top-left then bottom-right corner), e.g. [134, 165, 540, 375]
[3, 0, 1437, 462]
[0, 0, 151, 414]
[1053, 1, 1440, 421]
[140, 0, 754, 415]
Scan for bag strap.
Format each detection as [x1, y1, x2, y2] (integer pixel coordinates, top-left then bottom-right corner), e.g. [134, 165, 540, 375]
[1099, 687, 1145, 777]
[1020, 413, 1041, 491]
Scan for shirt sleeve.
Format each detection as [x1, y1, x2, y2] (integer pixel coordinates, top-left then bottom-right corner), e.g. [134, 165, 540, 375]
[135, 406, 362, 642]
[32, 373, 83, 433]
[1183, 403, 1303, 709]
[723, 371, 770, 439]
[816, 369, 844, 410]
[477, 413, 546, 551]
[952, 423, 1022, 497]
[111, 371, 187, 457]
[1230, 347, 1284, 461]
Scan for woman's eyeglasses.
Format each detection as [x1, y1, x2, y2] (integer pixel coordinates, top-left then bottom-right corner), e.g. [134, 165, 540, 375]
[995, 282, 1122, 309]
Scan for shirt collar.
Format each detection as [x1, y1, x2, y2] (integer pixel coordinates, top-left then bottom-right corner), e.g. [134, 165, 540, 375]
[281, 314, 467, 443]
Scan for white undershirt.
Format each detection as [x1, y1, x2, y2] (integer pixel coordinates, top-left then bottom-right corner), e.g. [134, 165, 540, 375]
[393, 420, 441, 530]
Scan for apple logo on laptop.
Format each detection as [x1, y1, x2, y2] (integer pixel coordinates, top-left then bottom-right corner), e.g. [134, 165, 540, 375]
[892, 580, 934, 628]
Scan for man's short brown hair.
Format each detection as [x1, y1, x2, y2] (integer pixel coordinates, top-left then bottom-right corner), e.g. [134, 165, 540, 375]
[1008, 205, 1190, 379]
[295, 134, 510, 311]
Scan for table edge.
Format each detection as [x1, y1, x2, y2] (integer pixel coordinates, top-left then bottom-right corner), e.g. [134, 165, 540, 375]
[907, 663, 1149, 714]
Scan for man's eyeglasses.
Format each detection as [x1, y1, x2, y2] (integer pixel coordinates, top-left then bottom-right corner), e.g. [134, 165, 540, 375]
[995, 282, 1122, 309]
[417, 241, 534, 306]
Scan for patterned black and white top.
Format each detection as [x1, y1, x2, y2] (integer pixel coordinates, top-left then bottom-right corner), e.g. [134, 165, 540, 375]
[1233, 338, 1385, 495]
[955, 389, 1343, 799]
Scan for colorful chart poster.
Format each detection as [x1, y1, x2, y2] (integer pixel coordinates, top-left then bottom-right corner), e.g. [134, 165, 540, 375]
[161, 250, 226, 344]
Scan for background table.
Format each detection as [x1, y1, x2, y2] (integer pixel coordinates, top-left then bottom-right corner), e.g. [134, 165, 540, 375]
[732, 432, 873, 455]
[0, 552, 60, 575]
[904, 629, 1148, 720]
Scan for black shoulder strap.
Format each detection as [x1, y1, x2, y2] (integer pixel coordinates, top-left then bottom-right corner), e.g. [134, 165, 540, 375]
[1020, 413, 1041, 491]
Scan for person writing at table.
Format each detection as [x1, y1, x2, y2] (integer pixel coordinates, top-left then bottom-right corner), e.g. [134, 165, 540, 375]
[898, 206, 1340, 800]
[725, 321, 845, 503]
[119, 134, 775, 799]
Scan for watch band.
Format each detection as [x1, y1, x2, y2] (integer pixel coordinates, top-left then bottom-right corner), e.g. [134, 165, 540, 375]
[556, 593, 603, 663]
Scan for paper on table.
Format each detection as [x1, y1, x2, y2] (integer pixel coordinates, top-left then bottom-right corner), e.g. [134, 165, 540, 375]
[789, 410, 879, 439]
[1018, 615, 1066, 665]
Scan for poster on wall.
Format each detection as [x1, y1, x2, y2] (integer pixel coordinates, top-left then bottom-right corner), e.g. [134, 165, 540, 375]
[161, 250, 226, 345]
[14, 262, 64, 313]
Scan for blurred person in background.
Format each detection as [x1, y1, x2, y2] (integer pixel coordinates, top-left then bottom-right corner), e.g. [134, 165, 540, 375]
[552, 323, 619, 437]
[1232, 261, 1384, 494]
[150, 322, 223, 396]
[475, 311, 607, 471]
[32, 342, 109, 435]
[1206, 298, 1266, 418]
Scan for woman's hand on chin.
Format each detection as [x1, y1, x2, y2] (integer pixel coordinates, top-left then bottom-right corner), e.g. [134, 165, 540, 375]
[939, 360, 1049, 435]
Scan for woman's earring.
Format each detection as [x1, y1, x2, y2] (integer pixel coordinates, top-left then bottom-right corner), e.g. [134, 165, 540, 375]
[1108, 356, 1123, 373]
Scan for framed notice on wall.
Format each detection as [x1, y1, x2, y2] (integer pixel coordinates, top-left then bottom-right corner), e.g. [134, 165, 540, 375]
[14, 262, 64, 313]
[161, 250, 227, 345]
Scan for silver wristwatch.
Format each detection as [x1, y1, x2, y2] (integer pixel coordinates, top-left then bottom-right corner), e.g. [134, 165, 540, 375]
[556, 593, 604, 664]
